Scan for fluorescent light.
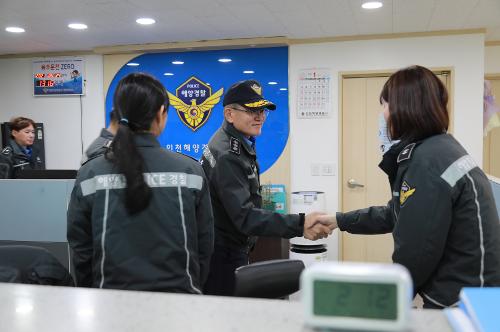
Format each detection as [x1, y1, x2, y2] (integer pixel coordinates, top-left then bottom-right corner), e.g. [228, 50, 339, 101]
[243, 70, 254, 74]
[136, 18, 155, 25]
[163, 72, 174, 76]
[362, 1, 383, 9]
[68, 23, 88, 30]
[172, 61, 184, 65]
[218, 58, 232, 63]
[5, 26, 25, 33]
[126, 62, 140, 66]
[280, 88, 287, 91]
[268, 81, 278, 85]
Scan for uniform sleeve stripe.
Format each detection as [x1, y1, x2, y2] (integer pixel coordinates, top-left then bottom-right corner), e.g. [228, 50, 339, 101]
[80, 172, 203, 196]
[440, 155, 477, 187]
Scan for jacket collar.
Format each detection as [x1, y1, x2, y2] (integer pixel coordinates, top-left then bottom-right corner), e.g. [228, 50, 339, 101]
[133, 133, 161, 148]
[222, 121, 256, 156]
[9, 139, 29, 158]
[378, 140, 406, 184]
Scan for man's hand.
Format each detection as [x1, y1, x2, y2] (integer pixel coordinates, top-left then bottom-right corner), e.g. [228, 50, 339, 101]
[303, 212, 337, 241]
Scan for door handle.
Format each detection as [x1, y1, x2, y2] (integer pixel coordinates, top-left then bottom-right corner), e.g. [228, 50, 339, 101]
[347, 179, 365, 188]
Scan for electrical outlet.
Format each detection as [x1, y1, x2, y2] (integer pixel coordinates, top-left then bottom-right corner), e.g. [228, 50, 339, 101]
[311, 163, 321, 176]
[322, 163, 336, 176]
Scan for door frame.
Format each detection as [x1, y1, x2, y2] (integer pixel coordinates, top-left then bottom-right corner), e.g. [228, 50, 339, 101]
[337, 67, 454, 259]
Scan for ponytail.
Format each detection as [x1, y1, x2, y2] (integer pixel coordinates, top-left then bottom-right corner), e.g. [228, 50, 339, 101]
[111, 121, 151, 215]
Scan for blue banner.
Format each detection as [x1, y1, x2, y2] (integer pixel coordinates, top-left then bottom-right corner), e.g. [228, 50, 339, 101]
[105, 47, 289, 172]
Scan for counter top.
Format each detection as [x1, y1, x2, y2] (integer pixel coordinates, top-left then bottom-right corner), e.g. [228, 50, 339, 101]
[0, 283, 451, 332]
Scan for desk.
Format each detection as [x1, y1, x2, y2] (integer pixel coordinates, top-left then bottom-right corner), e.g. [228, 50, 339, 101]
[0, 283, 451, 332]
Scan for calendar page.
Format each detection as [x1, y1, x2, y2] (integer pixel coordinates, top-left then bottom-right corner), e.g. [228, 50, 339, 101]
[297, 68, 331, 119]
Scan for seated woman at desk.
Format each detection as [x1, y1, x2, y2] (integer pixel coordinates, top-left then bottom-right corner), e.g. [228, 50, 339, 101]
[0, 116, 44, 178]
[67, 73, 214, 294]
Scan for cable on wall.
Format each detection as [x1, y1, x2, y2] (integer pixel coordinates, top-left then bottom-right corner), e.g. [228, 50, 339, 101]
[79, 95, 84, 155]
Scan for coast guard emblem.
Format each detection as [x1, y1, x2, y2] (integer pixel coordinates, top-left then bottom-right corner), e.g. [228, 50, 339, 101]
[400, 181, 416, 206]
[167, 76, 223, 131]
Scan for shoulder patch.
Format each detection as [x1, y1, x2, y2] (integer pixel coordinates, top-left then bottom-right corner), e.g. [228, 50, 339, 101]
[1, 147, 12, 156]
[202, 147, 216, 168]
[397, 143, 416, 163]
[400, 180, 416, 206]
[229, 137, 241, 155]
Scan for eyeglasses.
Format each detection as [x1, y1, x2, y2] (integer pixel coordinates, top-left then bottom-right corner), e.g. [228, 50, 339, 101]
[230, 107, 269, 118]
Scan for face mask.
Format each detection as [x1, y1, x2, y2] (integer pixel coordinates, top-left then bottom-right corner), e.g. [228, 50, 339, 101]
[378, 113, 399, 154]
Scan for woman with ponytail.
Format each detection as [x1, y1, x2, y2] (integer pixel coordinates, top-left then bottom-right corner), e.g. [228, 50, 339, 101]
[67, 73, 214, 294]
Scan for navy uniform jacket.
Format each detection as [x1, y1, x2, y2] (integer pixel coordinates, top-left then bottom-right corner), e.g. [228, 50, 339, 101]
[67, 133, 214, 294]
[200, 121, 302, 252]
[337, 134, 500, 308]
[0, 140, 44, 178]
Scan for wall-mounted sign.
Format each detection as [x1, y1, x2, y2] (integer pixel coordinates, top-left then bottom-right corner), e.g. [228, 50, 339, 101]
[33, 57, 85, 96]
[105, 47, 288, 173]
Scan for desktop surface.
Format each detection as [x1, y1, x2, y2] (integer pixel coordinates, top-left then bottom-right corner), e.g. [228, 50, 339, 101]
[0, 283, 451, 332]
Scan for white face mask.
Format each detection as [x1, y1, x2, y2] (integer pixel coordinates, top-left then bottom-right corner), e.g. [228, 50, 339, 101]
[378, 113, 400, 154]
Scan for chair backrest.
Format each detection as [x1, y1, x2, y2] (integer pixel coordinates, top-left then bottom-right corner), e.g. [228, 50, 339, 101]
[234, 259, 305, 299]
[0, 245, 74, 286]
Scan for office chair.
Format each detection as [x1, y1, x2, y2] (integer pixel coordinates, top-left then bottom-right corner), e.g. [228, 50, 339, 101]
[234, 259, 305, 299]
[0, 245, 74, 286]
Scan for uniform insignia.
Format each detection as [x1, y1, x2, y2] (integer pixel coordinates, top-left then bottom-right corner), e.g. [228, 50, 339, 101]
[202, 147, 216, 168]
[244, 99, 272, 108]
[397, 143, 416, 163]
[229, 137, 241, 155]
[400, 181, 416, 206]
[167, 76, 223, 131]
[1, 147, 12, 155]
[250, 83, 262, 96]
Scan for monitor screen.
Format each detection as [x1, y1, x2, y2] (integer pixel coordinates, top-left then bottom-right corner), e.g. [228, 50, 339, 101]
[15, 169, 77, 179]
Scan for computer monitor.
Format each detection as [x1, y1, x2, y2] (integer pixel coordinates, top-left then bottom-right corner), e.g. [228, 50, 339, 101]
[15, 169, 77, 179]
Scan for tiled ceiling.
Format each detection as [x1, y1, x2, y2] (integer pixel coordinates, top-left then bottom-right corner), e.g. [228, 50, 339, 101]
[0, 0, 499, 55]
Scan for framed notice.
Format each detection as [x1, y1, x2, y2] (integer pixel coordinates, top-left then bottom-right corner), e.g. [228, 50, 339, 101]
[297, 68, 331, 119]
[33, 57, 85, 96]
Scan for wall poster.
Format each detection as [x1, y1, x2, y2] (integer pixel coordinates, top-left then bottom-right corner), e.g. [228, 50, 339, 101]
[33, 57, 85, 96]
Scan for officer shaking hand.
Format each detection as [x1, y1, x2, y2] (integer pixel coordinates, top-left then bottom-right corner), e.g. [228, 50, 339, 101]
[201, 80, 334, 296]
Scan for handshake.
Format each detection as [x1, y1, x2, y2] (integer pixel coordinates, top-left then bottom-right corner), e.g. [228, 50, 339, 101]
[302, 212, 338, 241]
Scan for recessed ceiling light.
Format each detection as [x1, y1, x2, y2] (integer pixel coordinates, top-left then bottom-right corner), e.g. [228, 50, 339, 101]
[5, 26, 25, 33]
[126, 62, 140, 66]
[268, 81, 278, 85]
[362, 1, 383, 9]
[136, 18, 156, 25]
[218, 58, 232, 63]
[280, 88, 288, 91]
[68, 23, 88, 30]
[172, 61, 184, 65]
[163, 72, 174, 76]
[243, 70, 254, 74]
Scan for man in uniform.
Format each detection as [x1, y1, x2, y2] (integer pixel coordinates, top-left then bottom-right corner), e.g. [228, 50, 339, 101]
[80, 110, 118, 164]
[201, 80, 334, 296]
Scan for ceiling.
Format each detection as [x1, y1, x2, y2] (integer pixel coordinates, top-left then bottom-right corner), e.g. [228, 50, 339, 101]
[1, 0, 499, 56]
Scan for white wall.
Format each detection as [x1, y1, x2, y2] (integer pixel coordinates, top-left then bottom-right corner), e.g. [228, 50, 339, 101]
[0, 55, 104, 169]
[485, 45, 500, 73]
[289, 34, 485, 260]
